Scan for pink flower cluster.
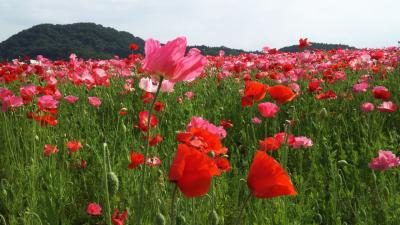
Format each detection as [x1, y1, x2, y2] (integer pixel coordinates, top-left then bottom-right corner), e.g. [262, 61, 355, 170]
[187, 116, 227, 139]
[369, 150, 400, 170]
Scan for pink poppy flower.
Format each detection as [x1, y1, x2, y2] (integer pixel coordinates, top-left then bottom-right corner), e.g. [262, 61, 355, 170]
[64, 95, 79, 104]
[378, 101, 397, 112]
[38, 95, 59, 109]
[138, 77, 158, 93]
[258, 102, 279, 118]
[160, 80, 175, 92]
[185, 91, 194, 100]
[352, 82, 369, 93]
[146, 156, 162, 167]
[88, 96, 101, 107]
[369, 150, 400, 170]
[187, 116, 227, 139]
[139, 77, 175, 93]
[360, 102, 374, 112]
[87, 203, 102, 216]
[1, 95, 24, 112]
[142, 37, 207, 83]
[251, 117, 262, 124]
[290, 136, 313, 149]
[288, 83, 301, 94]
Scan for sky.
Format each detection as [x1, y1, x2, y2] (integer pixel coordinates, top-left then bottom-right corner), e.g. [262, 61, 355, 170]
[0, 0, 399, 51]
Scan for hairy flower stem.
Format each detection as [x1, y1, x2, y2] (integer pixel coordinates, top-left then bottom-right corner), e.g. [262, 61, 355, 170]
[170, 184, 178, 225]
[103, 144, 112, 225]
[138, 77, 164, 222]
[234, 193, 252, 225]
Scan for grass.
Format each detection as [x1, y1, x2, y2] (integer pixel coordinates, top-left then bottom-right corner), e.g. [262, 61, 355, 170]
[0, 65, 399, 225]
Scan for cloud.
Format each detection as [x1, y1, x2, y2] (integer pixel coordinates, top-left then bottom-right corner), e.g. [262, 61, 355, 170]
[0, 0, 399, 50]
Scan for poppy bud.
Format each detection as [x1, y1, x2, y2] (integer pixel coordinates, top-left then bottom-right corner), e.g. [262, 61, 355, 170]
[177, 214, 187, 225]
[337, 160, 349, 166]
[107, 171, 119, 196]
[316, 213, 323, 224]
[319, 108, 328, 118]
[208, 151, 215, 158]
[155, 212, 166, 225]
[35, 135, 39, 141]
[122, 123, 127, 133]
[209, 210, 219, 225]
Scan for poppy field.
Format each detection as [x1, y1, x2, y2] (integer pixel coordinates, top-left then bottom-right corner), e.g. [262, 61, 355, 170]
[0, 37, 399, 225]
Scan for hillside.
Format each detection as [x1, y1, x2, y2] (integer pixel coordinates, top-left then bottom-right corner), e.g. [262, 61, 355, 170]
[0, 23, 357, 60]
[0, 23, 144, 60]
[0, 23, 254, 60]
[279, 42, 356, 52]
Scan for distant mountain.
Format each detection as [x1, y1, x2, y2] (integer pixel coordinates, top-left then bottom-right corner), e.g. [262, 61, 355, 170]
[0, 23, 254, 60]
[0, 23, 144, 60]
[279, 42, 356, 52]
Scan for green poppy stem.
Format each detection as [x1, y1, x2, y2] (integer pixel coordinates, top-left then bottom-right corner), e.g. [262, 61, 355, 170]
[234, 192, 252, 225]
[170, 184, 178, 225]
[137, 77, 164, 222]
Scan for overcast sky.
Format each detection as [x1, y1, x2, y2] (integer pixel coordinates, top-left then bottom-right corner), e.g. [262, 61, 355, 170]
[0, 0, 399, 50]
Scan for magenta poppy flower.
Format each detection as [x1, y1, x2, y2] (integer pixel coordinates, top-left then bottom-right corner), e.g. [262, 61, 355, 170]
[88, 96, 101, 107]
[142, 37, 207, 83]
[360, 102, 374, 112]
[369, 150, 400, 170]
[251, 117, 262, 124]
[258, 102, 279, 118]
[352, 82, 369, 93]
[64, 95, 79, 104]
[38, 95, 59, 109]
[290, 136, 313, 149]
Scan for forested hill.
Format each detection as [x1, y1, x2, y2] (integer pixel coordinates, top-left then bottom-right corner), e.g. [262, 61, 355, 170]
[0, 23, 356, 60]
[0, 23, 254, 60]
[279, 42, 356, 52]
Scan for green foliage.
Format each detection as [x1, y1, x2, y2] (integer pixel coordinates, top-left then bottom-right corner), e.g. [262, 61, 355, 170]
[279, 42, 357, 52]
[0, 23, 144, 60]
[0, 67, 399, 225]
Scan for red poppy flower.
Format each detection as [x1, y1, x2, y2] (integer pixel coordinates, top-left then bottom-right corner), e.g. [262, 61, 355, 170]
[66, 141, 82, 153]
[215, 157, 231, 172]
[247, 151, 297, 198]
[241, 81, 268, 107]
[220, 119, 233, 129]
[148, 134, 163, 147]
[259, 137, 281, 151]
[299, 38, 311, 48]
[128, 151, 145, 169]
[119, 108, 128, 116]
[87, 203, 102, 216]
[154, 101, 165, 112]
[139, 110, 158, 132]
[141, 92, 154, 104]
[112, 208, 128, 225]
[130, 43, 139, 51]
[308, 80, 322, 93]
[176, 128, 227, 157]
[43, 144, 58, 157]
[274, 132, 295, 146]
[268, 85, 296, 104]
[169, 144, 219, 197]
[372, 86, 391, 100]
[315, 90, 337, 100]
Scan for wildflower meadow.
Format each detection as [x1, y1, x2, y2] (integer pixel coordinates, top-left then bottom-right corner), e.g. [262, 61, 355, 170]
[0, 37, 399, 225]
